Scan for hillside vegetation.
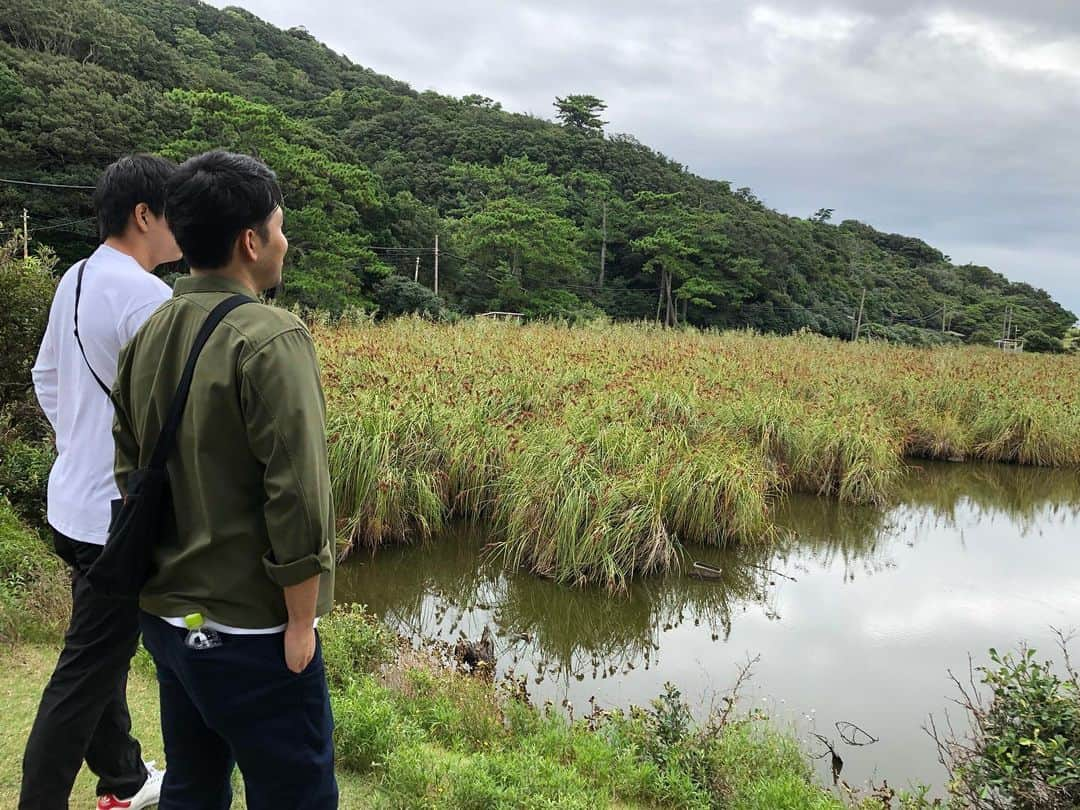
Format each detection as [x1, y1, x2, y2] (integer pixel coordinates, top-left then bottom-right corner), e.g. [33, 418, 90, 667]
[0, 0, 1074, 346]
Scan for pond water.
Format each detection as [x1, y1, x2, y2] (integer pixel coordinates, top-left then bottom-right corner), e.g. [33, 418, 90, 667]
[336, 462, 1080, 792]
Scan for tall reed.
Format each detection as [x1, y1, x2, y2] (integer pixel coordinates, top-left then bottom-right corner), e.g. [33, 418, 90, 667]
[317, 318, 1080, 588]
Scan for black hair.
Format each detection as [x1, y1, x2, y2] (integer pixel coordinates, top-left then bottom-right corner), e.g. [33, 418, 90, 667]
[94, 154, 177, 240]
[164, 150, 283, 270]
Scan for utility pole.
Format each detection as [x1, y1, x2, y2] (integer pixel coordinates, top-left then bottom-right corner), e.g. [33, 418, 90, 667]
[414, 255, 419, 283]
[666, 271, 676, 328]
[22, 208, 29, 259]
[852, 288, 866, 341]
[433, 233, 439, 297]
[599, 200, 607, 287]
[942, 304, 947, 333]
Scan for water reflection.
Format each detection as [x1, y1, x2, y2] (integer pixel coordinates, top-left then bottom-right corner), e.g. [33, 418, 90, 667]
[899, 461, 1080, 521]
[340, 527, 781, 677]
[336, 462, 1080, 790]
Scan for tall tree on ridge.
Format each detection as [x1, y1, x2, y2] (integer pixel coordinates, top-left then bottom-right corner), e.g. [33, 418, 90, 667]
[554, 94, 608, 133]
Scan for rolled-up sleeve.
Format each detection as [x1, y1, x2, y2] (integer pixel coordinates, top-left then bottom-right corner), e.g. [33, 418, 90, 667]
[239, 327, 334, 588]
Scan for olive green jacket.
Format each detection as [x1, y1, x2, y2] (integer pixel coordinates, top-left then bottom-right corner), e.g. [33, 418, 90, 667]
[112, 274, 334, 628]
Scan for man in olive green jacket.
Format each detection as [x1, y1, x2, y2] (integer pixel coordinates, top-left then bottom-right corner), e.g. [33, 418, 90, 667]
[111, 150, 337, 809]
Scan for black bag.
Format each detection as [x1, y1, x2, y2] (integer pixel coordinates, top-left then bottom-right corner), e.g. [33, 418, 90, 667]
[87, 293, 254, 598]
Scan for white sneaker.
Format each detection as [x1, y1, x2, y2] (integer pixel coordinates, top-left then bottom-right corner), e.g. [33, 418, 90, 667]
[97, 761, 165, 810]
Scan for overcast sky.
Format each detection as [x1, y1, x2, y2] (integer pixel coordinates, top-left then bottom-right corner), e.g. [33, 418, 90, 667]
[212, 0, 1079, 318]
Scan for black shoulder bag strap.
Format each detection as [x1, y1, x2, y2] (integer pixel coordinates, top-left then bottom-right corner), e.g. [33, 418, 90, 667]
[89, 293, 254, 598]
[148, 294, 254, 470]
[73, 258, 112, 397]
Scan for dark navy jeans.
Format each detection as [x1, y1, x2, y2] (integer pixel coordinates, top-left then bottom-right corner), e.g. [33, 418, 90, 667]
[138, 612, 337, 810]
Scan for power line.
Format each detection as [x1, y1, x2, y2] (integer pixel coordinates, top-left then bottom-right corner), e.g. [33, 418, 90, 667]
[0, 177, 95, 190]
[32, 216, 96, 233]
[882, 304, 945, 325]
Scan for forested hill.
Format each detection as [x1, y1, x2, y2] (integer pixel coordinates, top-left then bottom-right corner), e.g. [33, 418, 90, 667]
[1, 0, 1075, 347]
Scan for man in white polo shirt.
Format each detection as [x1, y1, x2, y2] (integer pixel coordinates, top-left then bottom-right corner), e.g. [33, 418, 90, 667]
[21, 155, 180, 810]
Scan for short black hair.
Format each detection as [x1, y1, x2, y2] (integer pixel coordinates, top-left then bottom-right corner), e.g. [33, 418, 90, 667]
[164, 150, 283, 270]
[94, 154, 177, 240]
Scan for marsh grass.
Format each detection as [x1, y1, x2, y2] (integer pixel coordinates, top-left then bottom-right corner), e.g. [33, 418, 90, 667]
[319, 320, 1080, 588]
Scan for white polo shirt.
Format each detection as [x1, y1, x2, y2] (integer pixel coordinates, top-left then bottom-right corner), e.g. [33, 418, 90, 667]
[31, 244, 171, 545]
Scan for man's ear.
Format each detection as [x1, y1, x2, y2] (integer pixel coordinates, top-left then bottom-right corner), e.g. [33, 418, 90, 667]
[132, 203, 152, 235]
[238, 227, 259, 262]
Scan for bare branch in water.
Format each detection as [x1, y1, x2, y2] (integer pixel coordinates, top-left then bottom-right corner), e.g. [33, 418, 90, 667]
[710, 653, 760, 731]
[811, 733, 844, 785]
[835, 720, 878, 746]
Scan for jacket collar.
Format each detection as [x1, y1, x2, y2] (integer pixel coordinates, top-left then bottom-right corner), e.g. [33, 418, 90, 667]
[172, 274, 257, 298]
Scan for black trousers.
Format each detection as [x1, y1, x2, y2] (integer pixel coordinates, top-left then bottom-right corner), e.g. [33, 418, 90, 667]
[139, 612, 338, 810]
[19, 531, 148, 809]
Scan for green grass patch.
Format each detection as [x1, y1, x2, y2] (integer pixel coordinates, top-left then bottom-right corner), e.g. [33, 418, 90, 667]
[0, 497, 66, 643]
[327, 650, 858, 809]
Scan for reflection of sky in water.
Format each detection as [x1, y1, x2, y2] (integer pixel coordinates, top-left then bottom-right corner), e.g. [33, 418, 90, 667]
[336, 463, 1080, 794]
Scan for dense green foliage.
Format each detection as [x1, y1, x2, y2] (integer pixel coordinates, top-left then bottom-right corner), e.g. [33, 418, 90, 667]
[0, 497, 51, 598]
[1, 0, 1074, 343]
[937, 645, 1080, 809]
[0, 237, 57, 531]
[0, 497, 65, 642]
[1065, 327, 1080, 352]
[0, 418, 53, 530]
[0, 236, 56, 406]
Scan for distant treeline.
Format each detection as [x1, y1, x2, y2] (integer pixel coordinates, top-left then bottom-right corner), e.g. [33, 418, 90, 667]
[0, 0, 1075, 348]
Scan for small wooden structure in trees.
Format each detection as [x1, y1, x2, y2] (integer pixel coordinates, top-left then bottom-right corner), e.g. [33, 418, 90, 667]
[477, 311, 524, 323]
[995, 337, 1025, 353]
[996, 305, 1024, 352]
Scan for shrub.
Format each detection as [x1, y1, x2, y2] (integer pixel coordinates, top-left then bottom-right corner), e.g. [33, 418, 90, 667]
[967, 327, 1000, 346]
[933, 642, 1080, 809]
[0, 496, 66, 641]
[1064, 327, 1078, 353]
[522, 288, 603, 324]
[319, 602, 395, 686]
[0, 421, 54, 530]
[0, 236, 57, 531]
[1022, 329, 1062, 354]
[0, 236, 57, 408]
[373, 275, 442, 319]
[881, 323, 957, 347]
[0, 496, 53, 583]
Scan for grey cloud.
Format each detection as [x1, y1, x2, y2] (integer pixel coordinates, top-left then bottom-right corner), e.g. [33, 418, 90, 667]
[211, 0, 1079, 316]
